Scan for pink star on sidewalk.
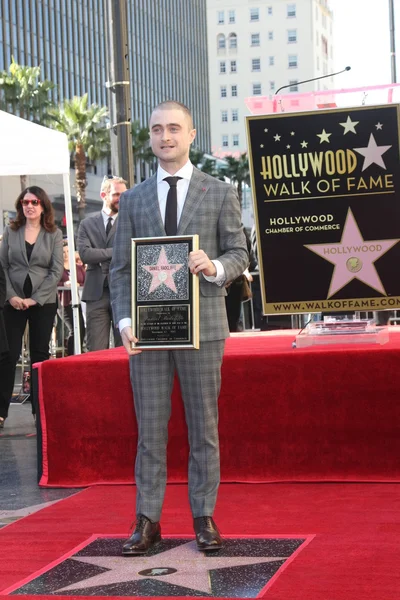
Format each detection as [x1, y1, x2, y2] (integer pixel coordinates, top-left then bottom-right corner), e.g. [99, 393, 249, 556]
[143, 246, 183, 294]
[305, 209, 400, 298]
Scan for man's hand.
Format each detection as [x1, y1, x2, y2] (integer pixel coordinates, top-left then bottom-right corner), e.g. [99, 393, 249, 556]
[121, 326, 142, 356]
[9, 296, 25, 310]
[188, 250, 216, 277]
[21, 298, 37, 309]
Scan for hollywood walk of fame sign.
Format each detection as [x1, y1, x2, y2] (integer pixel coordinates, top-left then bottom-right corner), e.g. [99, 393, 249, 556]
[131, 235, 199, 349]
[246, 104, 400, 314]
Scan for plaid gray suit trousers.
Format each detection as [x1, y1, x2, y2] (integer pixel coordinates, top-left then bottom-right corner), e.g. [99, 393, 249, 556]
[130, 340, 225, 521]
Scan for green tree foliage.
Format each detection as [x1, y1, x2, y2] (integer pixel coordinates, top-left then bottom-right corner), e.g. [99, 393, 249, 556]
[218, 153, 250, 206]
[0, 57, 55, 123]
[49, 94, 109, 221]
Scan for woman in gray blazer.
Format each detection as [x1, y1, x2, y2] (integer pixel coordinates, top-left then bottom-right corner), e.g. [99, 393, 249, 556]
[0, 186, 63, 424]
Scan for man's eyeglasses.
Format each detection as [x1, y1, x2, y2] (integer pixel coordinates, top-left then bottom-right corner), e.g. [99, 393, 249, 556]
[21, 199, 41, 207]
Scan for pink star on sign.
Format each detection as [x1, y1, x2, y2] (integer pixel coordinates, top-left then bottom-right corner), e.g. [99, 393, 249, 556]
[305, 209, 400, 298]
[143, 247, 183, 293]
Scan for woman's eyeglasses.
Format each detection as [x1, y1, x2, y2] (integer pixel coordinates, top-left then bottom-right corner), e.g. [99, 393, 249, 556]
[21, 199, 41, 207]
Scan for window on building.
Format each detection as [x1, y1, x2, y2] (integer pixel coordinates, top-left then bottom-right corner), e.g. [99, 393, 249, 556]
[219, 61, 226, 74]
[270, 81, 275, 92]
[287, 29, 297, 43]
[289, 80, 298, 92]
[230, 60, 237, 73]
[222, 135, 229, 147]
[252, 83, 262, 95]
[269, 56, 275, 66]
[231, 84, 238, 96]
[252, 58, 261, 71]
[221, 86, 227, 98]
[228, 32, 237, 49]
[217, 11, 224, 25]
[267, 6, 273, 15]
[288, 54, 298, 68]
[316, 56, 320, 70]
[321, 35, 328, 57]
[251, 33, 260, 46]
[233, 134, 239, 146]
[232, 109, 239, 121]
[228, 10, 235, 23]
[250, 7, 259, 21]
[268, 31, 274, 40]
[221, 110, 228, 122]
[217, 33, 226, 50]
[287, 4, 296, 17]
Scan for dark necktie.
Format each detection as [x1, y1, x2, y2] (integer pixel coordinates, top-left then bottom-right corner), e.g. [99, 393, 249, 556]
[164, 176, 182, 236]
[105, 216, 113, 236]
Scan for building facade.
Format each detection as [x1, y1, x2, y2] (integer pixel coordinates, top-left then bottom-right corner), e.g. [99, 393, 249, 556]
[0, 0, 210, 229]
[207, 0, 334, 156]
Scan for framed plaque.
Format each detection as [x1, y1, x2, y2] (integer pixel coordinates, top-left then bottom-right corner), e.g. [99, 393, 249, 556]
[131, 235, 200, 350]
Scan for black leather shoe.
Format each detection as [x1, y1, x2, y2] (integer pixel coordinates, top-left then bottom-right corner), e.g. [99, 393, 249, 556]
[193, 516, 223, 551]
[122, 514, 161, 556]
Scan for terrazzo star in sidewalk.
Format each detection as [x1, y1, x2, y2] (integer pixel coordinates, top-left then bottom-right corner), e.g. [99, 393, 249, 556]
[55, 541, 286, 595]
[305, 209, 400, 298]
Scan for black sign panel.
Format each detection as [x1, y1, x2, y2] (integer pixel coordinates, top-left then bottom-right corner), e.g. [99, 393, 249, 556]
[246, 104, 400, 313]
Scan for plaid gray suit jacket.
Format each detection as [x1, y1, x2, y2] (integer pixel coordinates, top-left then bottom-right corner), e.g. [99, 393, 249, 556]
[110, 166, 248, 341]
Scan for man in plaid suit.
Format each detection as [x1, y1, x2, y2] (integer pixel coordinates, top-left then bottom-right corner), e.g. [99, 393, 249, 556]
[110, 101, 248, 555]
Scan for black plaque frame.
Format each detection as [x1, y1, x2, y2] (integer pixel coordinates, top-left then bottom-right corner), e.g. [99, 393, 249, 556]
[131, 235, 199, 350]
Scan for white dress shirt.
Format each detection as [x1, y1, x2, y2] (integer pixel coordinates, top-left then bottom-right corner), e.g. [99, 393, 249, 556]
[101, 210, 117, 229]
[119, 161, 225, 334]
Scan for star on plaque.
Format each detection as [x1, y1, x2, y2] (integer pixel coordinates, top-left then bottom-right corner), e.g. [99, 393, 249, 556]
[300, 140, 308, 148]
[264, 128, 269, 132]
[290, 131, 295, 136]
[316, 129, 332, 144]
[274, 134, 281, 141]
[305, 209, 400, 297]
[353, 133, 391, 171]
[143, 247, 183, 294]
[339, 115, 359, 135]
[375, 122, 383, 130]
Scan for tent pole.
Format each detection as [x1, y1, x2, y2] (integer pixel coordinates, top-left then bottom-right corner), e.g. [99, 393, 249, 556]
[62, 173, 81, 355]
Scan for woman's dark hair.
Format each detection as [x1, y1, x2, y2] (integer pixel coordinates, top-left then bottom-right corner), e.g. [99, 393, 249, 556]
[10, 186, 57, 232]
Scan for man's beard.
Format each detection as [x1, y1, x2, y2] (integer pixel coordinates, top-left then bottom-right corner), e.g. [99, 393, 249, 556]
[110, 200, 119, 213]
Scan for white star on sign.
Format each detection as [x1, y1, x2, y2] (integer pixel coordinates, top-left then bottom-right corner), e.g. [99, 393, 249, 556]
[286, 145, 291, 149]
[353, 133, 391, 171]
[305, 209, 400, 297]
[290, 131, 295, 136]
[316, 129, 332, 143]
[274, 134, 281, 141]
[375, 122, 383, 130]
[264, 128, 269, 133]
[339, 115, 359, 135]
[300, 140, 308, 148]
[55, 541, 286, 595]
[260, 144, 264, 148]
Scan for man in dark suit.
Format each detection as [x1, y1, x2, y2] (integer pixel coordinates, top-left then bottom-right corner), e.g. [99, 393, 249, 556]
[78, 176, 127, 351]
[110, 101, 248, 555]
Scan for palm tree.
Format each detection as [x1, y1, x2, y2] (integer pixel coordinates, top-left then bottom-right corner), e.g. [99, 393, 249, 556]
[49, 94, 109, 221]
[131, 120, 154, 181]
[218, 153, 250, 207]
[0, 57, 55, 122]
[0, 58, 56, 188]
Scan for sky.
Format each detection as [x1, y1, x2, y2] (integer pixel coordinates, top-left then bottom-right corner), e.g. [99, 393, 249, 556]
[331, 0, 395, 88]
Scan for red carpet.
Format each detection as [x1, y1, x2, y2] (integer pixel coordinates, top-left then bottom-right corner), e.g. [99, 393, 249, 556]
[1, 482, 400, 599]
[37, 330, 400, 487]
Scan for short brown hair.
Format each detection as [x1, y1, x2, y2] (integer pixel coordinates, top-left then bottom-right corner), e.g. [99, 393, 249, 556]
[152, 101, 194, 129]
[11, 186, 57, 232]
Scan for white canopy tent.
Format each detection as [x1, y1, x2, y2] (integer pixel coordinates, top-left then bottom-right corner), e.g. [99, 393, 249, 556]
[0, 110, 81, 354]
